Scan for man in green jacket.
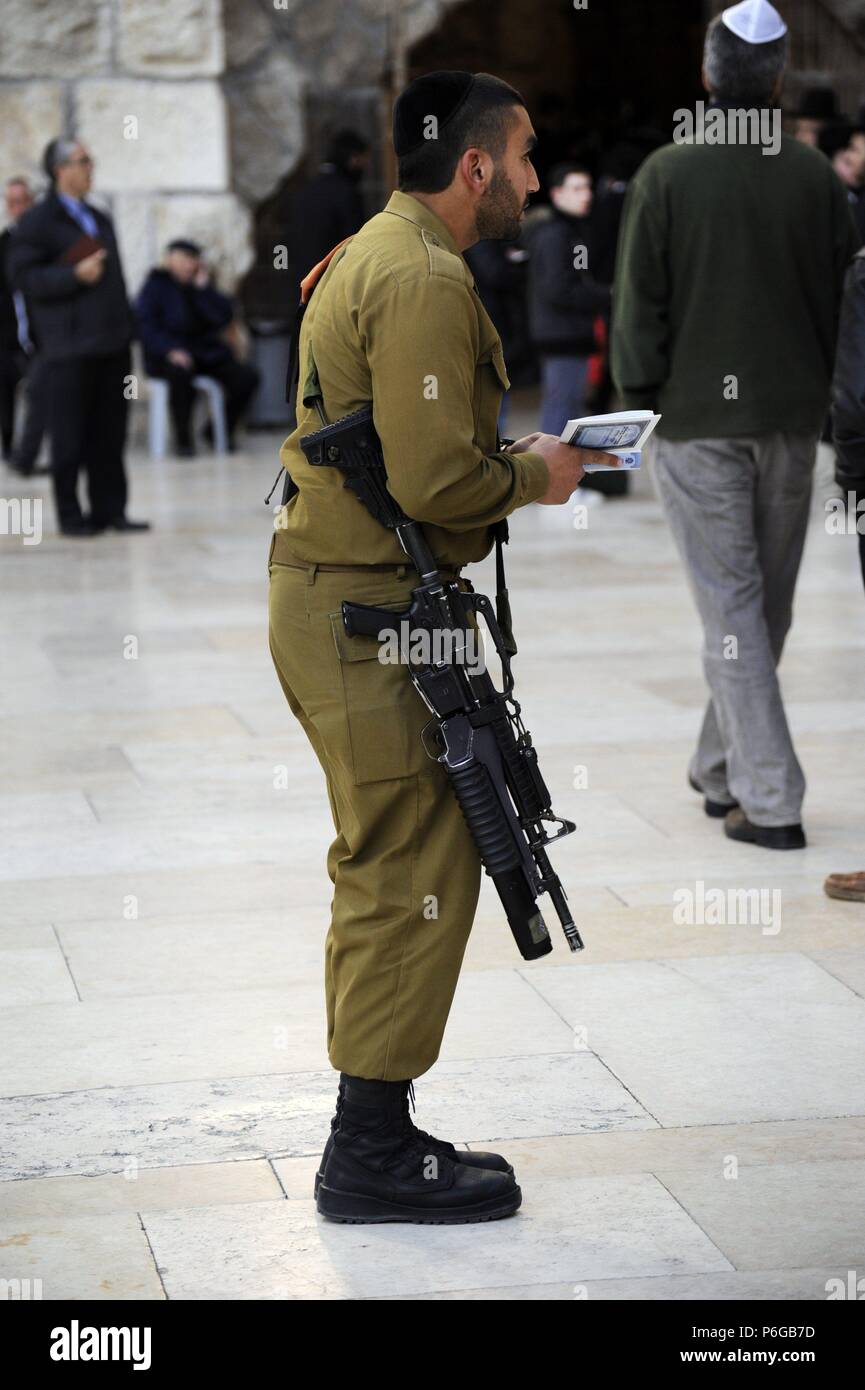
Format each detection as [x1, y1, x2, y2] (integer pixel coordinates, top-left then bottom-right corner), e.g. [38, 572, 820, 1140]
[612, 0, 858, 851]
[269, 70, 616, 1224]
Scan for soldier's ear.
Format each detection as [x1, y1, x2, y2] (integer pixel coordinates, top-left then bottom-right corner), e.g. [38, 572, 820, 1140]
[461, 146, 490, 190]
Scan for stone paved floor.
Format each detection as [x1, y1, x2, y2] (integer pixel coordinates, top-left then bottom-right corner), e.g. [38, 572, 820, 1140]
[1, 400, 863, 1300]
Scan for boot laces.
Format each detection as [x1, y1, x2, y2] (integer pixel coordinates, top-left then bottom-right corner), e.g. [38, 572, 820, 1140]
[335, 1080, 446, 1170]
[382, 1079, 446, 1171]
[383, 1128, 437, 1170]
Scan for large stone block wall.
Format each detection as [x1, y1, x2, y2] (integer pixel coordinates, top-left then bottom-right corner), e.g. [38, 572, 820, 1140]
[0, 0, 248, 298]
[220, 0, 452, 205]
[0, 0, 449, 297]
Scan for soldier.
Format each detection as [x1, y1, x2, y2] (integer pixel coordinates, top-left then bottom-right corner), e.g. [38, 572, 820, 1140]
[268, 71, 617, 1224]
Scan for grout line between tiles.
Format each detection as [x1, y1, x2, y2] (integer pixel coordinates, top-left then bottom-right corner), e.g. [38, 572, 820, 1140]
[137, 1210, 170, 1301]
[51, 923, 82, 1003]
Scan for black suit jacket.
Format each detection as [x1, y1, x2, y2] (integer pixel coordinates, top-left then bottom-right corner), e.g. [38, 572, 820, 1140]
[6, 191, 134, 362]
[0, 229, 22, 353]
[833, 247, 865, 491]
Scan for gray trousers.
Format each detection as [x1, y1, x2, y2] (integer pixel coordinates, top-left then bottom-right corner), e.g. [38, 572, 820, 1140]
[651, 431, 818, 827]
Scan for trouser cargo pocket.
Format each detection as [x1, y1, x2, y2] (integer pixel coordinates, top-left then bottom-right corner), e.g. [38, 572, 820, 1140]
[329, 599, 433, 785]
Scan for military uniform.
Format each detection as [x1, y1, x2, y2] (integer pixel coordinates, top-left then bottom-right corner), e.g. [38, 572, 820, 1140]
[268, 189, 549, 1081]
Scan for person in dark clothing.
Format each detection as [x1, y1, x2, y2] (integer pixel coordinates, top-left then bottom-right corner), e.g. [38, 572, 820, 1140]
[8, 351, 49, 476]
[587, 137, 661, 495]
[851, 125, 865, 243]
[1, 180, 32, 460]
[791, 85, 840, 150]
[832, 245, 865, 590]
[824, 245, 865, 904]
[1, 178, 49, 476]
[591, 139, 654, 287]
[281, 133, 370, 432]
[526, 162, 610, 434]
[7, 138, 147, 536]
[0, 207, 23, 461]
[464, 235, 533, 431]
[820, 121, 865, 246]
[464, 238, 531, 377]
[286, 131, 370, 291]
[136, 239, 260, 456]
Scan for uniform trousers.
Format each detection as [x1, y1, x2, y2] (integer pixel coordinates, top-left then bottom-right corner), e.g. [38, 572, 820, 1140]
[267, 539, 482, 1081]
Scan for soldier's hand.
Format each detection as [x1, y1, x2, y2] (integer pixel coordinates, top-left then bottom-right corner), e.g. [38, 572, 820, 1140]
[74, 249, 107, 285]
[505, 432, 542, 453]
[531, 434, 622, 504]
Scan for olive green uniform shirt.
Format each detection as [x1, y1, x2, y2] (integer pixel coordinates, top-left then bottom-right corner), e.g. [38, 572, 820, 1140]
[273, 190, 549, 566]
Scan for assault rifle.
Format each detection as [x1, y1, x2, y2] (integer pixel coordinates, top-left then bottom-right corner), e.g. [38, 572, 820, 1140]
[299, 401, 582, 961]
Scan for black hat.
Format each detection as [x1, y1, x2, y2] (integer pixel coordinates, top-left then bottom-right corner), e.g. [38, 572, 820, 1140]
[166, 237, 202, 256]
[393, 71, 476, 158]
[818, 119, 854, 159]
[792, 87, 839, 121]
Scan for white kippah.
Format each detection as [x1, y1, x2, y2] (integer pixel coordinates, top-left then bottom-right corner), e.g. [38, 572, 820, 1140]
[721, 0, 788, 43]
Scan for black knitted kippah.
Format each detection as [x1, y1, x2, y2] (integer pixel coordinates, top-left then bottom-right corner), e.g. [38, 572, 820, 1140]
[392, 71, 477, 157]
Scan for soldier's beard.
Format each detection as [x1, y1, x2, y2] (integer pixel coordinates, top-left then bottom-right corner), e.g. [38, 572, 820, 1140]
[475, 166, 525, 241]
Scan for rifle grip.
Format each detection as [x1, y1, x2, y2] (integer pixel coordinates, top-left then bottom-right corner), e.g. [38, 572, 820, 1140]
[341, 599, 409, 639]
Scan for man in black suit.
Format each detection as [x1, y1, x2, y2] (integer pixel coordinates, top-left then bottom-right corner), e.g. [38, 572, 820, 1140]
[7, 137, 148, 536]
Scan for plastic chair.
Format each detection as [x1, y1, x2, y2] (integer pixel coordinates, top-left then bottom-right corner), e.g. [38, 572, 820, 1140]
[147, 375, 229, 458]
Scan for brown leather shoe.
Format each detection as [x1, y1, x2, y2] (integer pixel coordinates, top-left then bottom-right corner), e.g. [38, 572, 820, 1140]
[824, 872, 865, 902]
[724, 807, 806, 850]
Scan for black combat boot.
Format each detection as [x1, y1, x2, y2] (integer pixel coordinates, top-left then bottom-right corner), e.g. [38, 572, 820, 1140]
[313, 1077, 346, 1198]
[316, 1074, 521, 1224]
[313, 1075, 514, 1198]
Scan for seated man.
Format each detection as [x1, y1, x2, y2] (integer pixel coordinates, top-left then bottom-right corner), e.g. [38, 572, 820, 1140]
[136, 239, 260, 456]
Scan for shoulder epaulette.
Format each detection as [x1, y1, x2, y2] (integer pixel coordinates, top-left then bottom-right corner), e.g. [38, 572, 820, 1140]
[421, 227, 467, 284]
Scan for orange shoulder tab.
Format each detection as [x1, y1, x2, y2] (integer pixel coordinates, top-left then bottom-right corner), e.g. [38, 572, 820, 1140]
[299, 237, 354, 305]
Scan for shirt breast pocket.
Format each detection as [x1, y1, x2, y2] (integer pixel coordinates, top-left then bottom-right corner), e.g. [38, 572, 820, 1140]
[474, 342, 510, 448]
